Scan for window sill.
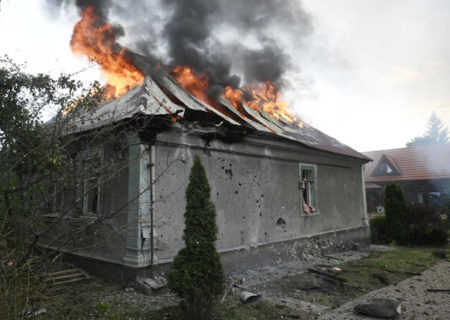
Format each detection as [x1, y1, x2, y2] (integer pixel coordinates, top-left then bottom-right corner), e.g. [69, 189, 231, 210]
[301, 211, 320, 217]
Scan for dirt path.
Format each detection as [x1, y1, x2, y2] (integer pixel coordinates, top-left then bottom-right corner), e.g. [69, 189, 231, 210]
[318, 260, 450, 320]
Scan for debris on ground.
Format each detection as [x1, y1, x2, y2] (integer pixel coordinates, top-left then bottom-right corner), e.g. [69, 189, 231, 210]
[354, 299, 401, 319]
[240, 291, 261, 304]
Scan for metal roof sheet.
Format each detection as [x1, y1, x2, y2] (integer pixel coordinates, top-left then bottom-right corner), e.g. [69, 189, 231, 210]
[66, 51, 369, 161]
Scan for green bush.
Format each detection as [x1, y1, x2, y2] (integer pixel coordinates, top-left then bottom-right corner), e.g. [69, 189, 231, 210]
[406, 204, 448, 246]
[370, 215, 389, 244]
[168, 156, 224, 320]
[384, 183, 408, 244]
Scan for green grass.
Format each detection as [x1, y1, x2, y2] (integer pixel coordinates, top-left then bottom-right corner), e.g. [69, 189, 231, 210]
[253, 245, 450, 308]
[340, 246, 449, 291]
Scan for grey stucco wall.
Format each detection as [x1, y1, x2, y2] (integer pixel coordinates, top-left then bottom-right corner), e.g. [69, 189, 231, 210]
[151, 128, 368, 264]
[41, 134, 130, 265]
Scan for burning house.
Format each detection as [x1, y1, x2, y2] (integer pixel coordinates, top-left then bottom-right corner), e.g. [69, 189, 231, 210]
[41, 3, 371, 282]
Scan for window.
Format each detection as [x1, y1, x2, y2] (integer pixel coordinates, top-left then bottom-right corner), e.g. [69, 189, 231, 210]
[48, 183, 63, 215]
[300, 164, 317, 214]
[418, 191, 441, 207]
[82, 155, 102, 215]
[385, 164, 392, 174]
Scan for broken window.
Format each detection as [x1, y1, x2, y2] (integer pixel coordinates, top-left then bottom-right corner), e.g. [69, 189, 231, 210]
[299, 164, 317, 214]
[82, 154, 102, 215]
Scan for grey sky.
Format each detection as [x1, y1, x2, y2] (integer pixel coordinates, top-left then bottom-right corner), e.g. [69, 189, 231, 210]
[0, 0, 449, 151]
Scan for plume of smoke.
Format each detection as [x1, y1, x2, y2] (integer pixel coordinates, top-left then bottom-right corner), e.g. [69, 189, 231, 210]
[43, 0, 313, 94]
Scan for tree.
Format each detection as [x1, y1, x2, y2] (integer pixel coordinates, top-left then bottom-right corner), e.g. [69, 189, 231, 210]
[384, 183, 408, 244]
[406, 112, 448, 147]
[168, 155, 224, 320]
[0, 56, 103, 318]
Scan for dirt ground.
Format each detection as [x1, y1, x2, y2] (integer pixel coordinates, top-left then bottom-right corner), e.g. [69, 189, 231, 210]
[40, 245, 449, 319]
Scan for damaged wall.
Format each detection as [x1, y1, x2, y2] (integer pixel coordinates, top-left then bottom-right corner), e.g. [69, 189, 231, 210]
[148, 124, 369, 271]
[41, 132, 131, 265]
[41, 120, 369, 276]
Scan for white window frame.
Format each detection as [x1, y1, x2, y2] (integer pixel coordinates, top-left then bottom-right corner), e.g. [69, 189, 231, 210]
[299, 163, 318, 215]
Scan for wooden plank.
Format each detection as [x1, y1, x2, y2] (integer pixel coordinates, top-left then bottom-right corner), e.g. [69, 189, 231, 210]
[51, 278, 87, 286]
[48, 269, 79, 276]
[50, 273, 84, 281]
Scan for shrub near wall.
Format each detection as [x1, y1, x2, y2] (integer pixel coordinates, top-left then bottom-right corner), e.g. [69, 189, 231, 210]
[370, 215, 389, 244]
[384, 183, 408, 244]
[406, 204, 448, 246]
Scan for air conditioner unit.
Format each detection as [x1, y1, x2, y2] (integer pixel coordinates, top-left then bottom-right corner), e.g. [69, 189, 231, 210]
[299, 180, 306, 189]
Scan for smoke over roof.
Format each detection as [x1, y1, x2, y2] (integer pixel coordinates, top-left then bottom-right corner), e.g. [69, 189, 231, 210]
[44, 0, 313, 94]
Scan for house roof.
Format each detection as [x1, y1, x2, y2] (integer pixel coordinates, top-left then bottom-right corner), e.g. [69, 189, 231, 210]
[364, 143, 450, 182]
[67, 51, 369, 161]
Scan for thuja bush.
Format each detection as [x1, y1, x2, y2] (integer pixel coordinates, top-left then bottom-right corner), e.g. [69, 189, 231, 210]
[406, 204, 448, 246]
[168, 155, 224, 320]
[370, 215, 389, 244]
[384, 183, 408, 244]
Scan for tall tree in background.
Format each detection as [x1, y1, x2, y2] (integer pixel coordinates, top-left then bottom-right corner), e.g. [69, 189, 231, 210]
[406, 112, 448, 147]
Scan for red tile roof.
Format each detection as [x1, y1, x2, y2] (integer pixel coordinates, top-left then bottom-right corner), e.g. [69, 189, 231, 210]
[364, 143, 450, 182]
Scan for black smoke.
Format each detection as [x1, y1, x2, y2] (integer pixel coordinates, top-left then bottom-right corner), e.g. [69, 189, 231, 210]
[45, 0, 111, 20]
[43, 0, 313, 94]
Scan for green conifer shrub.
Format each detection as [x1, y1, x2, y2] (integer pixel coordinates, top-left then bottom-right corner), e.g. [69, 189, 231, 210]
[384, 183, 408, 244]
[168, 155, 224, 319]
[370, 215, 389, 244]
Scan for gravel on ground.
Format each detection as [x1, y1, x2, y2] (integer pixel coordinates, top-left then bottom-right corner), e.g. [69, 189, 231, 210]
[318, 260, 450, 320]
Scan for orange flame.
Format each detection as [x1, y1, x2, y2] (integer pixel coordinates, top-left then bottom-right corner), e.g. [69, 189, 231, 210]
[224, 82, 302, 126]
[70, 6, 144, 100]
[172, 66, 301, 126]
[172, 66, 211, 104]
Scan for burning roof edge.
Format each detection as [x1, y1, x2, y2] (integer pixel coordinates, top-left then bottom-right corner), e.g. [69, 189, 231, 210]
[63, 51, 370, 162]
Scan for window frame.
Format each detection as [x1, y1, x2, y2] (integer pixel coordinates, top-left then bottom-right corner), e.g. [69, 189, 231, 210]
[80, 149, 103, 217]
[46, 182, 64, 217]
[299, 163, 318, 215]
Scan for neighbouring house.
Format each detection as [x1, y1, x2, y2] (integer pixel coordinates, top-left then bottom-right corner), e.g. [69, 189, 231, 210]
[41, 52, 371, 283]
[364, 144, 450, 215]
